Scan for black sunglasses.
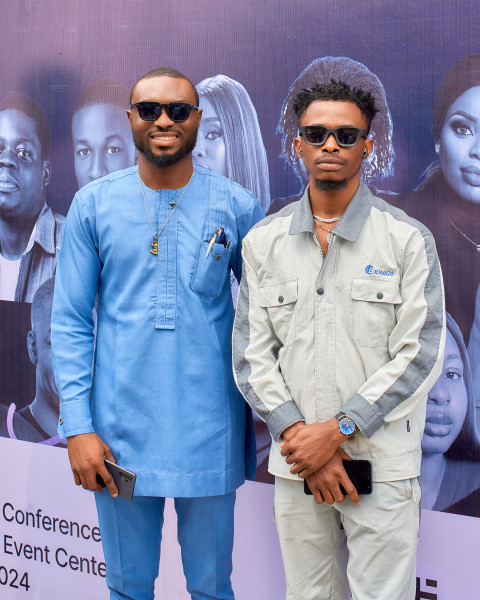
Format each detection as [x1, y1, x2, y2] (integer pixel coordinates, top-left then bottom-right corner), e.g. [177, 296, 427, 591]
[131, 101, 200, 122]
[298, 125, 367, 147]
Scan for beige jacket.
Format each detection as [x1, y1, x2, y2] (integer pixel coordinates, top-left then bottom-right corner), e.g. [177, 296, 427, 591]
[233, 182, 445, 482]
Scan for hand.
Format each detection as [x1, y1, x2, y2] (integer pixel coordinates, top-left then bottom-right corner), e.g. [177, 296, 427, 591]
[306, 448, 360, 506]
[280, 418, 346, 477]
[67, 432, 118, 498]
[281, 421, 305, 442]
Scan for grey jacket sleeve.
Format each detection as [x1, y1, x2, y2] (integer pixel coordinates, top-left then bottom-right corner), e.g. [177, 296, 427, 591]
[232, 237, 305, 442]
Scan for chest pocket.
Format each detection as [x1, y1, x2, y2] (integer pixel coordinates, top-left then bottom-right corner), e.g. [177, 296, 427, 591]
[259, 279, 298, 347]
[351, 277, 402, 347]
[190, 241, 232, 298]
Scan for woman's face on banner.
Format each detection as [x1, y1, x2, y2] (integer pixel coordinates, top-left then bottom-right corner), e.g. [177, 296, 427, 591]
[439, 86, 480, 203]
[72, 103, 136, 189]
[193, 97, 226, 176]
[422, 330, 468, 455]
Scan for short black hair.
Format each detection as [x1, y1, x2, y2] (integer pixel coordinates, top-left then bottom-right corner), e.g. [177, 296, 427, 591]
[278, 57, 394, 184]
[0, 94, 51, 161]
[130, 67, 199, 105]
[293, 79, 379, 132]
[74, 79, 131, 114]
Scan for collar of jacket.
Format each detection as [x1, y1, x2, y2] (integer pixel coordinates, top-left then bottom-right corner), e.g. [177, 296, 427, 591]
[289, 180, 374, 242]
[30, 204, 58, 255]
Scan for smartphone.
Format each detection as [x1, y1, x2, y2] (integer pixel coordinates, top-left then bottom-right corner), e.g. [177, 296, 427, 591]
[96, 459, 137, 501]
[303, 459, 372, 496]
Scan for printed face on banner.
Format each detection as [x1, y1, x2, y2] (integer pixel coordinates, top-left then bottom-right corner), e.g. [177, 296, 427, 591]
[28, 304, 58, 406]
[193, 97, 226, 176]
[72, 103, 136, 189]
[128, 76, 201, 170]
[439, 86, 480, 203]
[422, 329, 468, 455]
[0, 109, 49, 219]
[294, 100, 372, 190]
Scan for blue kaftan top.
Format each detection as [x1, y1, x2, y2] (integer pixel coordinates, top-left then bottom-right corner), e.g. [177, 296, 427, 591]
[51, 166, 264, 496]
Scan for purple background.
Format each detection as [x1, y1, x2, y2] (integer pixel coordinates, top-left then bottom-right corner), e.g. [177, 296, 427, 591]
[1, 2, 480, 596]
[1, 0, 479, 215]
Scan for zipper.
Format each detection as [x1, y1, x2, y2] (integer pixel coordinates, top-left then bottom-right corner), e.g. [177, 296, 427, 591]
[313, 231, 336, 276]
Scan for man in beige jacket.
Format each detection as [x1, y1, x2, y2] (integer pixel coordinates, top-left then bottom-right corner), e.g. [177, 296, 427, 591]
[233, 80, 445, 600]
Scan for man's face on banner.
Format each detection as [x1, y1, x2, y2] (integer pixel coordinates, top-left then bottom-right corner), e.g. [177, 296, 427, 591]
[193, 97, 226, 176]
[128, 76, 201, 169]
[28, 302, 58, 409]
[440, 86, 480, 203]
[0, 109, 49, 219]
[72, 103, 137, 189]
[422, 330, 468, 455]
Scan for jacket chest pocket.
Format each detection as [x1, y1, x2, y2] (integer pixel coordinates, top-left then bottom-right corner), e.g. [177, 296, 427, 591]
[259, 279, 298, 347]
[350, 277, 401, 347]
[190, 241, 232, 298]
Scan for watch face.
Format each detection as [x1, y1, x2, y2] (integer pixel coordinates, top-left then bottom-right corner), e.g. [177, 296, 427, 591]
[339, 417, 356, 436]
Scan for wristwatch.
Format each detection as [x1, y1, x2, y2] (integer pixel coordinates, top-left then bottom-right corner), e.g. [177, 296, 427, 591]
[335, 412, 356, 438]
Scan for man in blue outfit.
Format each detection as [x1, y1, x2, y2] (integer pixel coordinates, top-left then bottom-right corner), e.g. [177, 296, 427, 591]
[52, 67, 263, 600]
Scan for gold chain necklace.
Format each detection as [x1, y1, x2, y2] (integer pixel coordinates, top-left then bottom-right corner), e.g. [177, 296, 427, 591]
[138, 171, 194, 255]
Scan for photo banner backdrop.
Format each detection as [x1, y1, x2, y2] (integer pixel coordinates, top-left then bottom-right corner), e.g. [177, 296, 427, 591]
[1, 0, 480, 597]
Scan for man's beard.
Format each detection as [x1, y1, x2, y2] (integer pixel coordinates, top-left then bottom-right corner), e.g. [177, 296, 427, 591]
[314, 178, 347, 192]
[133, 129, 198, 169]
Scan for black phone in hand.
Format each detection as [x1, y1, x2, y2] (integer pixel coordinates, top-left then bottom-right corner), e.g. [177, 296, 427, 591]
[303, 459, 372, 496]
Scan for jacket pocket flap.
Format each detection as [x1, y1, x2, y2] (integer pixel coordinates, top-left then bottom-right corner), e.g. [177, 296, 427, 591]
[259, 279, 298, 307]
[351, 277, 401, 304]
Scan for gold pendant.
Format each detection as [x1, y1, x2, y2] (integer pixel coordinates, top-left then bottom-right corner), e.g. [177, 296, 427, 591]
[150, 237, 158, 255]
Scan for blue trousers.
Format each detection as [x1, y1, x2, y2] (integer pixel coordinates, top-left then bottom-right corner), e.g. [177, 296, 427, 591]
[95, 491, 236, 600]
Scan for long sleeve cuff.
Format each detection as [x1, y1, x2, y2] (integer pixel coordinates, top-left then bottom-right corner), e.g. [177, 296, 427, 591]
[342, 393, 385, 438]
[58, 398, 95, 438]
[266, 401, 305, 442]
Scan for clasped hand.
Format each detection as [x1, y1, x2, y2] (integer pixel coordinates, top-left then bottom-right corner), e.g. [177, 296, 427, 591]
[306, 448, 360, 506]
[280, 420, 345, 477]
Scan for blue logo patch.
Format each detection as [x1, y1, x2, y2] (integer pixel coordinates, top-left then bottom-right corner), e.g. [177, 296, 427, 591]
[365, 265, 395, 276]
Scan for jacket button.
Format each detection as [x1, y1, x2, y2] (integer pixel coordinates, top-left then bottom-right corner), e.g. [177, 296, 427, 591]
[169, 201, 176, 208]
[278, 296, 284, 303]
[377, 292, 383, 299]
[59, 417, 63, 425]
[215, 254, 221, 261]
[317, 288, 324, 295]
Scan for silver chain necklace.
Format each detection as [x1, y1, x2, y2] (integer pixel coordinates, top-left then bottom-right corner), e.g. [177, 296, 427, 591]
[450, 220, 480, 252]
[315, 221, 335, 234]
[313, 214, 342, 223]
[138, 171, 194, 255]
